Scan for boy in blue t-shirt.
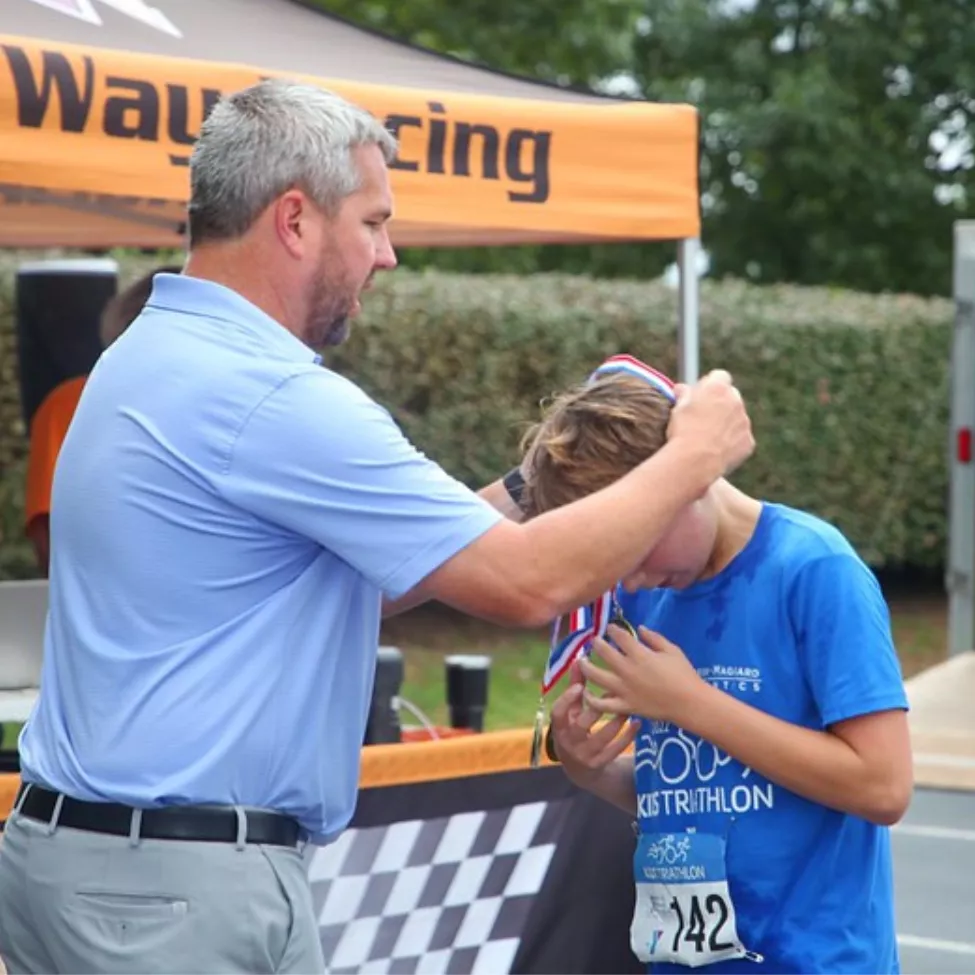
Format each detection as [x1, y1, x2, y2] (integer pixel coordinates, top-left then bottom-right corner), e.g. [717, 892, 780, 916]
[519, 356, 913, 974]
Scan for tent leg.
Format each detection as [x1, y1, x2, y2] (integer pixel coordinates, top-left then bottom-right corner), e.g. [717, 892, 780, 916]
[677, 238, 700, 383]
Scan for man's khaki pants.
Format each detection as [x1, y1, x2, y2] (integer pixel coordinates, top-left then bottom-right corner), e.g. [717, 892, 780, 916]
[0, 804, 325, 974]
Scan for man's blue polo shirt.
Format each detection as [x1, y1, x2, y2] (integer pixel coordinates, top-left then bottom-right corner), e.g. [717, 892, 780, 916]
[19, 274, 502, 843]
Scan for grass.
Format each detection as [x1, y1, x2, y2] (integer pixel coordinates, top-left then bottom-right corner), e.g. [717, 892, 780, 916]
[886, 593, 949, 677]
[383, 590, 951, 733]
[398, 635, 546, 733]
[0, 590, 951, 748]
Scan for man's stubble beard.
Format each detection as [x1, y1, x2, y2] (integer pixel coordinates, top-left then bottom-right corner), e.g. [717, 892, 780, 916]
[305, 264, 353, 349]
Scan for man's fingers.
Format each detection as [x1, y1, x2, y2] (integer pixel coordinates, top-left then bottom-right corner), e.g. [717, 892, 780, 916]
[702, 368, 733, 386]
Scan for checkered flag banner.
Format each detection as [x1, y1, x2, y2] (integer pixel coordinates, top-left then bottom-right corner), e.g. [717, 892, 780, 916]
[308, 797, 564, 974]
[305, 764, 578, 975]
[304, 761, 643, 975]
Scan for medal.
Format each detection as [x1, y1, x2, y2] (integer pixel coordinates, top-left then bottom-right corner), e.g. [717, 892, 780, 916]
[530, 698, 546, 768]
[529, 590, 639, 767]
[530, 592, 612, 767]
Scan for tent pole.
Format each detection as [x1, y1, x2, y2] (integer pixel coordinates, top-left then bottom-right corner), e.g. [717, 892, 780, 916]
[677, 237, 700, 382]
[948, 220, 975, 656]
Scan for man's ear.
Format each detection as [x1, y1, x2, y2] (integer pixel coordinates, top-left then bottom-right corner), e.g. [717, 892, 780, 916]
[273, 190, 309, 259]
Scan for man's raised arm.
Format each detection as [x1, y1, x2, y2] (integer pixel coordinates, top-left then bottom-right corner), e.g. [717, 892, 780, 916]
[390, 371, 752, 626]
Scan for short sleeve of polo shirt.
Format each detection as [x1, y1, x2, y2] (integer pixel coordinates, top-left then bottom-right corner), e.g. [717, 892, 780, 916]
[219, 369, 503, 599]
[790, 552, 909, 727]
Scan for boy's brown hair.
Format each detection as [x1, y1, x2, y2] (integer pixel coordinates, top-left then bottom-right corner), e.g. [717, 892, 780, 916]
[521, 373, 674, 519]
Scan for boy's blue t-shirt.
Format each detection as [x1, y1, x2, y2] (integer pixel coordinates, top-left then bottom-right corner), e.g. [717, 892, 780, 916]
[617, 502, 908, 975]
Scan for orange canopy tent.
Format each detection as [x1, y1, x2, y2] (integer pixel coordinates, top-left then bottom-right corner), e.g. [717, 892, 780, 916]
[0, 0, 704, 377]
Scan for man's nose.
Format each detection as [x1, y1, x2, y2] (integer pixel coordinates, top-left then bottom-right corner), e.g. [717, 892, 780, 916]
[376, 230, 398, 270]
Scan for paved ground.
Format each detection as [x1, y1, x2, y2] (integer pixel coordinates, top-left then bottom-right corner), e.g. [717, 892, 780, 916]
[894, 788, 975, 974]
[906, 651, 975, 792]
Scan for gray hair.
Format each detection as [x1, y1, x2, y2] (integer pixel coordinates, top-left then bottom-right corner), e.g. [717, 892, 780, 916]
[187, 78, 397, 245]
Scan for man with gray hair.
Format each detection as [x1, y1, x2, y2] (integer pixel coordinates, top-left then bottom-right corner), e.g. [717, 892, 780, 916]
[0, 78, 754, 973]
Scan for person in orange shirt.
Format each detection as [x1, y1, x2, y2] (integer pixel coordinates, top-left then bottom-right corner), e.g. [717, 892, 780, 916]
[24, 266, 182, 575]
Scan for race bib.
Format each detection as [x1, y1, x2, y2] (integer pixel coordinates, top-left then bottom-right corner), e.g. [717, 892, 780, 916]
[630, 830, 761, 968]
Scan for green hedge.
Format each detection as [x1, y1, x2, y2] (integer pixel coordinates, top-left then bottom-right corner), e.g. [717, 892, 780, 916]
[0, 255, 953, 579]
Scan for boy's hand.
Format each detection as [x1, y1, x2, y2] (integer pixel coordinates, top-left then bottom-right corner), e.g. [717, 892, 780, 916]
[549, 660, 637, 786]
[578, 625, 708, 726]
[668, 370, 755, 478]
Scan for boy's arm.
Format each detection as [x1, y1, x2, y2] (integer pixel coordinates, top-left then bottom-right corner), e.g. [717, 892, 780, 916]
[477, 471, 525, 523]
[681, 688, 911, 825]
[581, 552, 913, 826]
[565, 754, 639, 818]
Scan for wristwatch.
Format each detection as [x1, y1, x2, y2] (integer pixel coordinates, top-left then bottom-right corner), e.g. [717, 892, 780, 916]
[503, 466, 525, 506]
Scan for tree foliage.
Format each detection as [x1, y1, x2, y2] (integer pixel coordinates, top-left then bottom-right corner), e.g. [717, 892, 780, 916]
[310, 0, 674, 280]
[634, 0, 975, 295]
[311, 0, 975, 295]
[314, 0, 643, 90]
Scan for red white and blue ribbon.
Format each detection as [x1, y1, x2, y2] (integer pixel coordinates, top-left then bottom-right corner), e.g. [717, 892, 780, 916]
[588, 353, 677, 404]
[542, 590, 613, 693]
[540, 354, 677, 695]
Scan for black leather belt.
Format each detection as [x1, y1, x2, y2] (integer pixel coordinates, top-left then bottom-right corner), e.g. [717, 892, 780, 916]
[16, 784, 301, 847]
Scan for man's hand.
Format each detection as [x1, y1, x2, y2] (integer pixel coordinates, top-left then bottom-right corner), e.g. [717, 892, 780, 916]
[578, 625, 708, 727]
[549, 660, 638, 787]
[667, 370, 755, 478]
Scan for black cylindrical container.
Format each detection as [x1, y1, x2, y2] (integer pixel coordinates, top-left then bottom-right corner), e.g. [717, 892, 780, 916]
[445, 654, 491, 732]
[364, 645, 404, 745]
[15, 258, 118, 429]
